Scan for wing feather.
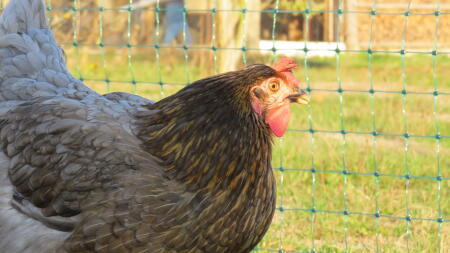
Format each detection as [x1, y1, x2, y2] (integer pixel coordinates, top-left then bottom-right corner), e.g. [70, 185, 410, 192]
[0, 95, 161, 229]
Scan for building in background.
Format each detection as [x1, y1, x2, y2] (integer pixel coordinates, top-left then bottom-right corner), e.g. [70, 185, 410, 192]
[344, 0, 450, 51]
[44, 0, 450, 72]
[187, 0, 450, 51]
[45, 0, 450, 50]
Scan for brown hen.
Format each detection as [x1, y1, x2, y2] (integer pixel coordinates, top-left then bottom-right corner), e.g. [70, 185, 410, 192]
[0, 0, 309, 252]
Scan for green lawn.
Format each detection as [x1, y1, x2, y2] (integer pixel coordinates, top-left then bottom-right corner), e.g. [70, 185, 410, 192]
[64, 47, 449, 253]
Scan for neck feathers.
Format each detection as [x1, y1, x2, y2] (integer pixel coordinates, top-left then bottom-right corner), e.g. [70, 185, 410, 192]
[137, 67, 276, 190]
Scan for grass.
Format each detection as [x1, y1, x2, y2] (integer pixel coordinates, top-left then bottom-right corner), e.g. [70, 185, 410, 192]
[63, 47, 449, 253]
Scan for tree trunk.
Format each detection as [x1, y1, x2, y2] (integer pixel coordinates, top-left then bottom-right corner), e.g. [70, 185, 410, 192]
[246, 0, 261, 49]
[216, 0, 244, 73]
[345, 0, 359, 49]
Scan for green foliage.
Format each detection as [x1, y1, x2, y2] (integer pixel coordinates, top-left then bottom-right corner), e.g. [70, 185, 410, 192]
[279, 0, 308, 11]
[264, 0, 326, 14]
[280, 0, 325, 11]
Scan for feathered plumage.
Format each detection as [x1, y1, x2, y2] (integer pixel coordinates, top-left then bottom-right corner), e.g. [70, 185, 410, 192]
[0, 1, 308, 252]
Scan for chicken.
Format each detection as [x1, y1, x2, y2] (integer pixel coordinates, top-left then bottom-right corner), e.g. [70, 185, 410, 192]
[0, 0, 309, 252]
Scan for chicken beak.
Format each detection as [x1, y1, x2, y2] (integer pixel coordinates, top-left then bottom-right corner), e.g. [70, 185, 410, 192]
[287, 89, 310, 105]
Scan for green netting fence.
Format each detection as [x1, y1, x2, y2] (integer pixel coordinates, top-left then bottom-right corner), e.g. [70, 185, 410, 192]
[2, 0, 449, 252]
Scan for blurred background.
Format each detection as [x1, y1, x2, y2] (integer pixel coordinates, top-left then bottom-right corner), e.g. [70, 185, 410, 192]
[2, 0, 449, 252]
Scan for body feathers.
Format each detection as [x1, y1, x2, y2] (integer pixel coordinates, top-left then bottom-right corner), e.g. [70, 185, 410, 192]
[0, 1, 277, 252]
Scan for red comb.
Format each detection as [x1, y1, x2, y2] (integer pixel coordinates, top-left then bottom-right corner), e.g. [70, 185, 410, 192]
[272, 57, 300, 86]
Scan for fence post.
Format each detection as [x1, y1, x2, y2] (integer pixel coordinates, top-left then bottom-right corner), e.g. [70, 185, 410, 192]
[246, 0, 261, 49]
[216, 0, 243, 72]
[345, 0, 359, 49]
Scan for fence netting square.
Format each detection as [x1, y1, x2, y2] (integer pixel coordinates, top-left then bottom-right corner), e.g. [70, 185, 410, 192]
[1, 0, 448, 252]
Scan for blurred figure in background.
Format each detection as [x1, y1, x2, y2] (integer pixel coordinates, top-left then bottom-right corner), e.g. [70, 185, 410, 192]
[163, 0, 193, 45]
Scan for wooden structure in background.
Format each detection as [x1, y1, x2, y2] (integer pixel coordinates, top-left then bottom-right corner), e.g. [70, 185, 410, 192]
[49, 0, 450, 61]
[186, 0, 262, 72]
[348, 0, 450, 50]
[186, 0, 261, 48]
[345, 0, 359, 49]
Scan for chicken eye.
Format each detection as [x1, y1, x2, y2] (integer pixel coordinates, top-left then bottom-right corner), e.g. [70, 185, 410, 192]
[269, 81, 280, 92]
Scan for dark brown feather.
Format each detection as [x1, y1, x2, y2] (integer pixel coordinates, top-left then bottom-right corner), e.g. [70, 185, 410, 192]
[135, 64, 279, 252]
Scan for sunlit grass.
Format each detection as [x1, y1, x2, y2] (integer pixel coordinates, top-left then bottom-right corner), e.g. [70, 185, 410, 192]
[64, 48, 449, 253]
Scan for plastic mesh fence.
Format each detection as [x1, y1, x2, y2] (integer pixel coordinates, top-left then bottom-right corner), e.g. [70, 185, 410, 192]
[2, 0, 449, 252]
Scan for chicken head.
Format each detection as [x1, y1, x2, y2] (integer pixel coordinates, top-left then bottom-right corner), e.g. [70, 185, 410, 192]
[250, 57, 309, 137]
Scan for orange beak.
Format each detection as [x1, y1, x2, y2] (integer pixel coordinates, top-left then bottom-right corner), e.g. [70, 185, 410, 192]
[287, 89, 310, 105]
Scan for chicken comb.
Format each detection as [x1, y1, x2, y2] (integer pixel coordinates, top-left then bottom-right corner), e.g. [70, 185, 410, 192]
[272, 57, 300, 86]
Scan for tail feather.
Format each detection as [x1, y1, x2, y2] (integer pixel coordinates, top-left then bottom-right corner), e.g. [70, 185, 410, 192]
[0, 0, 47, 35]
[0, 0, 92, 105]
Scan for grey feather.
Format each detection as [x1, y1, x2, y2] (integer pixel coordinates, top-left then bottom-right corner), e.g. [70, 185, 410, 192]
[0, 1, 157, 252]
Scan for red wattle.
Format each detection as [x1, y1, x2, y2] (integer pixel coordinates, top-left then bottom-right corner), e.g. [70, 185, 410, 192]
[265, 103, 291, 137]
